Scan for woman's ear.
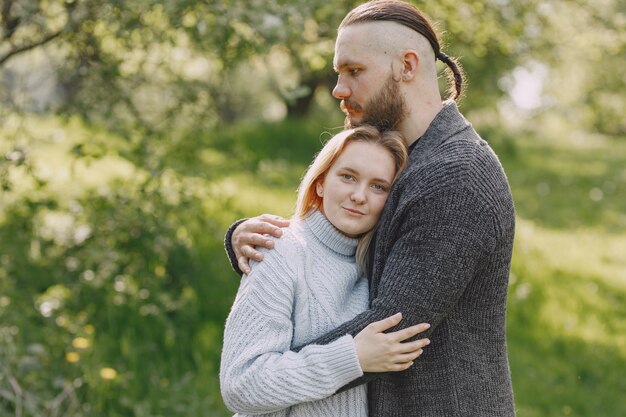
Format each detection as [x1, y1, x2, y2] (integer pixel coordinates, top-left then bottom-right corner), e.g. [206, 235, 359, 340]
[316, 182, 324, 197]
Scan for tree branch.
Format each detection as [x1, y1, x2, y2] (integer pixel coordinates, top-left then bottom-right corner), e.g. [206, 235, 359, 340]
[0, 30, 64, 67]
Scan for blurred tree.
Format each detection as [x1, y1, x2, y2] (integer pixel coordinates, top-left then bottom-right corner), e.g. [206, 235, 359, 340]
[2, 0, 624, 136]
[0, 0, 77, 66]
[529, 0, 626, 136]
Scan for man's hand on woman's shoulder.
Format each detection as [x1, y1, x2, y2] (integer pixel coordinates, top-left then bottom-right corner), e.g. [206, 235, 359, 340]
[232, 214, 290, 274]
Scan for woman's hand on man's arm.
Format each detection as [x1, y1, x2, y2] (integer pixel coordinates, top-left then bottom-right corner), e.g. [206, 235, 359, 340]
[354, 312, 430, 372]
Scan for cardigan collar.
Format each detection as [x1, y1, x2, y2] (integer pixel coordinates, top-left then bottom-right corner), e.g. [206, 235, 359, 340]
[409, 100, 471, 158]
[305, 210, 359, 257]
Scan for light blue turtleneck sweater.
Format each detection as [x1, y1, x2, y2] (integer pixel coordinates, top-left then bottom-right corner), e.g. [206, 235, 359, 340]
[220, 210, 369, 417]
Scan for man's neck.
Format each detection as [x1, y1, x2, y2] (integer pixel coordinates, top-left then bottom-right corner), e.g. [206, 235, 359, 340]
[401, 99, 443, 147]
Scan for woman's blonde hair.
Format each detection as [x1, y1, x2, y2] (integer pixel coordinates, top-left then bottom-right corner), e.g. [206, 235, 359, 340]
[294, 125, 408, 275]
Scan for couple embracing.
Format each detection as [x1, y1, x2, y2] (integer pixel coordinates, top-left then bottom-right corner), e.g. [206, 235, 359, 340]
[220, 1, 516, 416]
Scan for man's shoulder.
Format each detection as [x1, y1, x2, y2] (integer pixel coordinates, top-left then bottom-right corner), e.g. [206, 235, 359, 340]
[393, 132, 512, 221]
[438, 125, 500, 162]
[409, 129, 505, 181]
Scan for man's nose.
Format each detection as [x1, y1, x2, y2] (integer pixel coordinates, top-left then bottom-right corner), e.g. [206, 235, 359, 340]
[332, 76, 350, 100]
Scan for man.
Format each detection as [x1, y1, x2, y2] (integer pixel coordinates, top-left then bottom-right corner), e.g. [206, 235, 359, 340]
[224, 1, 516, 416]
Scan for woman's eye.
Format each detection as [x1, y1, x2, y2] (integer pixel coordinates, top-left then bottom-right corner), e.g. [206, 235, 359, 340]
[342, 174, 354, 181]
[371, 183, 387, 192]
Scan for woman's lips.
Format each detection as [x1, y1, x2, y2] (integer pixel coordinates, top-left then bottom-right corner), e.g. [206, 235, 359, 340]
[343, 207, 365, 216]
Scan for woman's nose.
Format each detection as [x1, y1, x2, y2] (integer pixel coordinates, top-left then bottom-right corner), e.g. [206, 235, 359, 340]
[350, 188, 366, 204]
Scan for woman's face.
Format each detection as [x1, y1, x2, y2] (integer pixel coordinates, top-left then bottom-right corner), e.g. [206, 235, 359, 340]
[317, 141, 396, 237]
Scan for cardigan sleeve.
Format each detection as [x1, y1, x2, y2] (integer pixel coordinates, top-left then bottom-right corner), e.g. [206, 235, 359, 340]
[292, 187, 497, 389]
[219, 236, 364, 414]
[223, 218, 247, 276]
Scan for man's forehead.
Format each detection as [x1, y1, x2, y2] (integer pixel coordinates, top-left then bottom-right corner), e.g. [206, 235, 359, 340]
[334, 24, 379, 68]
[334, 21, 410, 67]
[336, 23, 374, 49]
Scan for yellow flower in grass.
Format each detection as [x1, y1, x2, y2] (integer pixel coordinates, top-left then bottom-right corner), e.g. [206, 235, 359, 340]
[72, 337, 90, 349]
[100, 367, 117, 380]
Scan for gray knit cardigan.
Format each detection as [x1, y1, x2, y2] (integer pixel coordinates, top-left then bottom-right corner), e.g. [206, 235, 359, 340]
[224, 101, 516, 417]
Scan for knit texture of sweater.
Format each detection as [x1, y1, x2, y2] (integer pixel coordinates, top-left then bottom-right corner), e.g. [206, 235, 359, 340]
[225, 101, 517, 416]
[220, 210, 369, 417]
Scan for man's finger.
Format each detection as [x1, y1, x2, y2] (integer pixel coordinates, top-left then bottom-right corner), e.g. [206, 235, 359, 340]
[246, 233, 275, 249]
[238, 257, 251, 275]
[233, 244, 243, 260]
[247, 221, 284, 239]
[259, 214, 290, 228]
[241, 245, 263, 262]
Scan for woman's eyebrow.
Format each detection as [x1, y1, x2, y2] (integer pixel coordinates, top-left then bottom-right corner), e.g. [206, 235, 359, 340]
[337, 166, 392, 186]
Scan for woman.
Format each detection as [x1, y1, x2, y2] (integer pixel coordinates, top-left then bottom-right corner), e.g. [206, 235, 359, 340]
[220, 125, 430, 417]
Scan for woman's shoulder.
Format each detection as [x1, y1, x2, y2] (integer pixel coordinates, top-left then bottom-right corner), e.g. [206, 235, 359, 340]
[262, 219, 308, 258]
[236, 220, 308, 316]
[247, 219, 308, 279]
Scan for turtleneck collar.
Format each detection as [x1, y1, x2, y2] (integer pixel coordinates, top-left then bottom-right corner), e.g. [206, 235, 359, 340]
[304, 210, 359, 257]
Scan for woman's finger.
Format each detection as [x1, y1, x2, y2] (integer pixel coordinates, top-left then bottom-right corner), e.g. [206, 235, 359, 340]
[394, 349, 424, 364]
[396, 338, 431, 354]
[366, 313, 403, 333]
[389, 322, 430, 343]
[388, 361, 414, 372]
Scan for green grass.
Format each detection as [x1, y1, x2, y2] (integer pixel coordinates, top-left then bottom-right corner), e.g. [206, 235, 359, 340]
[491, 133, 626, 417]
[1, 113, 625, 416]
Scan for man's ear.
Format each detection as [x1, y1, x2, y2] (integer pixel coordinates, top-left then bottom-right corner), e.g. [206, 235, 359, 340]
[401, 50, 419, 81]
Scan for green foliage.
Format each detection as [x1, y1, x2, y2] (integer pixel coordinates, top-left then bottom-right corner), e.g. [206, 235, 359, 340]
[3, 0, 625, 135]
[0, 114, 235, 416]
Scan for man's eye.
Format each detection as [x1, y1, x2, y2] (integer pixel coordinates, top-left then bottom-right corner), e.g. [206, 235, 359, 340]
[349, 68, 361, 76]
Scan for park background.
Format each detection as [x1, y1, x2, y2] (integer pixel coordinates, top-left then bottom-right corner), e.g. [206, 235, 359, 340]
[0, 0, 625, 416]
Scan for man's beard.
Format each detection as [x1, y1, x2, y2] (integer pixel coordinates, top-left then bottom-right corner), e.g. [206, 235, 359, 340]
[343, 75, 407, 132]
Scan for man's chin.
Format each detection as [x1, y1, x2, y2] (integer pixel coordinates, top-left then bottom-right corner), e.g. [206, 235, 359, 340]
[344, 114, 364, 129]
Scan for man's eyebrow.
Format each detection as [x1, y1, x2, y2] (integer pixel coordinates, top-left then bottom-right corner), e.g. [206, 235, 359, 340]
[334, 61, 359, 72]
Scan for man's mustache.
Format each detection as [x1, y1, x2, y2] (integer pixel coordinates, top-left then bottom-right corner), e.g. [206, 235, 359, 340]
[340, 100, 363, 114]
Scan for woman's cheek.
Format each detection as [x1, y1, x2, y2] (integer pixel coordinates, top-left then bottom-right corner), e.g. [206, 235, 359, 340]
[372, 194, 388, 216]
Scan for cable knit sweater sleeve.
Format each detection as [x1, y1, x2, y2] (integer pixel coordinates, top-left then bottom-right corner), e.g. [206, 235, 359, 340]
[219, 231, 364, 414]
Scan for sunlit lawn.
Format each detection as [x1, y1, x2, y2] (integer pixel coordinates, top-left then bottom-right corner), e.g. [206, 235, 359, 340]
[497, 134, 626, 417]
